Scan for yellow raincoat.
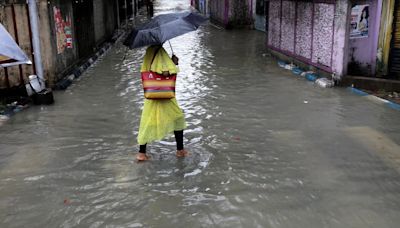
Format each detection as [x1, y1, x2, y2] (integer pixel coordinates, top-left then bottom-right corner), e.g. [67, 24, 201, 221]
[137, 46, 186, 145]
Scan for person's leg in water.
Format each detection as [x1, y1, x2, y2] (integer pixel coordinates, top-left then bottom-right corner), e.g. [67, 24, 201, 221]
[175, 130, 188, 157]
[136, 131, 188, 161]
[137, 144, 150, 161]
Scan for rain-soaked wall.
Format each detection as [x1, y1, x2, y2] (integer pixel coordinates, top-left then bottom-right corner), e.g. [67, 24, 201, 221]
[0, 0, 118, 90]
[268, 0, 350, 78]
[348, 0, 382, 76]
[207, 0, 253, 28]
[0, 0, 53, 89]
[50, 0, 77, 84]
[209, 0, 229, 26]
[50, 0, 118, 83]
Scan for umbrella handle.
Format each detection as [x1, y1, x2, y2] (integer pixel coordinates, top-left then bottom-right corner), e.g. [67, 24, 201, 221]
[168, 41, 174, 55]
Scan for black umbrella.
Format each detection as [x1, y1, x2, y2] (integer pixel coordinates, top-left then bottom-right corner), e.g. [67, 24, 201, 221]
[123, 11, 208, 49]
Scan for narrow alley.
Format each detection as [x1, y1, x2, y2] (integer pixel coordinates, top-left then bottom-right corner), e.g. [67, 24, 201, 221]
[1, 0, 400, 227]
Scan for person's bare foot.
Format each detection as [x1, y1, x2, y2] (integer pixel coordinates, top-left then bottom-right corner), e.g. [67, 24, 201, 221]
[136, 152, 150, 161]
[176, 150, 189, 158]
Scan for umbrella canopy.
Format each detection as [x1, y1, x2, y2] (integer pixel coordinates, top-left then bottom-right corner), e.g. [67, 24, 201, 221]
[0, 23, 32, 67]
[123, 11, 208, 49]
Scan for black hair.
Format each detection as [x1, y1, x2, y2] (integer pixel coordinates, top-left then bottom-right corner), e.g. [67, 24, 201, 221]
[360, 6, 369, 22]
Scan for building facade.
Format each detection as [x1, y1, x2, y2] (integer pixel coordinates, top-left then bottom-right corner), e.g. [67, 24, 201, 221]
[0, 0, 140, 92]
[202, 0, 397, 82]
[194, 0, 254, 28]
[267, 0, 351, 79]
[266, 0, 400, 82]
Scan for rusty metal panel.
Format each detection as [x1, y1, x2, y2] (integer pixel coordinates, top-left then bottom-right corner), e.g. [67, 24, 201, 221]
[389, 0, 400, 77]
[14, 4, 34, 83]
[1, 5, 20, 88]
[0, 3, 37, 89]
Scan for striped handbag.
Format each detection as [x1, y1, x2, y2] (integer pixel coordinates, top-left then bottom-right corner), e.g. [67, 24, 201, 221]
[141, 71, 176, 99]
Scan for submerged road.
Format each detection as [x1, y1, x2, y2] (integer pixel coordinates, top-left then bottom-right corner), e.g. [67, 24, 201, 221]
[1, 1, 400, 227]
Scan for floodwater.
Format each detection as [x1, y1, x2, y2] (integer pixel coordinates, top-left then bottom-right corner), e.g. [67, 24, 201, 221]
[1, 1, 400, 227]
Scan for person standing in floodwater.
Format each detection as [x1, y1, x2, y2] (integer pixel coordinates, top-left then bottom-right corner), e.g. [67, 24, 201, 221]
[136, 45, 188, 161]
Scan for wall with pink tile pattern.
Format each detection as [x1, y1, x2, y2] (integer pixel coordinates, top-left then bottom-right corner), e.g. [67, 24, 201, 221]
[312, 3, 335, 68]
[281, 1, 296, 53]
[268, 0, 337, 73]
[295, 2, 313, 60]
[268, 0, 282, 48]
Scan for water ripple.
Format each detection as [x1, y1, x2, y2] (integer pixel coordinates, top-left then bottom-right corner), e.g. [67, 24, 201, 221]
[1, 0, 400, 227]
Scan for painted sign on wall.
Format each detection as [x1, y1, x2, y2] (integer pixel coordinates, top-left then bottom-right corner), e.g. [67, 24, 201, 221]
[54, 6, 73, 54]
[350, 4, 369, 39]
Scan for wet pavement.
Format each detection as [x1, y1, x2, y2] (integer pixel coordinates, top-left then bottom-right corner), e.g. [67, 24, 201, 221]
[1, 1, 400, 227]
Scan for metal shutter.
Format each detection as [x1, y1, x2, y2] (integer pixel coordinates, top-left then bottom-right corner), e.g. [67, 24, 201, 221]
[389, 0, 400, 76]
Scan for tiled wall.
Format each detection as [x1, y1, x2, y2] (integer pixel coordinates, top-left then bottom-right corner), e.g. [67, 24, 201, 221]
[268, 0, 336, 72]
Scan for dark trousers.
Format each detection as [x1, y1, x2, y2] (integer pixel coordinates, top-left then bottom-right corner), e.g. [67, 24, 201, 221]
[139, 130, 184, 153]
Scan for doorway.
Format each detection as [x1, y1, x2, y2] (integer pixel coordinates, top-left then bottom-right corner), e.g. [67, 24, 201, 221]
[72, 0, 95, 59]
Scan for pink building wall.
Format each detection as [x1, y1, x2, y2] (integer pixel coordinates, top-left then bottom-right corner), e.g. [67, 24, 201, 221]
[208, 0, 230, 26]
[268, 0, 382, 78]
[348, 0, 382, 76]
[268, 0, 338, 73]
[208, 0, 253, 28]
[267, 0, 352, 79]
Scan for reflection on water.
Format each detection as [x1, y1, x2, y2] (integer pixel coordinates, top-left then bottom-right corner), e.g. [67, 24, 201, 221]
[1, 0, 400, 227]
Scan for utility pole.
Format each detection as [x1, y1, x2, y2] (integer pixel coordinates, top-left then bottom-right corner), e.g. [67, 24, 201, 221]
[27, 0, 54, 104]
[27, 0, 44, 90]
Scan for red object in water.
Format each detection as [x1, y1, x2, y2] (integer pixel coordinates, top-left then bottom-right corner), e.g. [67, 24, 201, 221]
[64, 198, 70, 205]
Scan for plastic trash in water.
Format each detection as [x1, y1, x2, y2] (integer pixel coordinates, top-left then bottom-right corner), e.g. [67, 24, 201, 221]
[292, 67, 304, 75]
[0, 115, 9, 126]
[13, 107, 22, 113]
[28, 75, 43, 93]
[315, 78, 334, 88]
[284, 63, 296, 70]
[67, 74, 75, 81]
[305, 73, 318, 82]
[301, 71, 314, 77]
[0, 115, 10, 121]
[278, 60, 287, 68]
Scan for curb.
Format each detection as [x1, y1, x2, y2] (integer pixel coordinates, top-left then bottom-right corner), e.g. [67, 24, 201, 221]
[55, 30, 126, 90]
[276, 60, 400, 111]
[348, 87, 400, 111]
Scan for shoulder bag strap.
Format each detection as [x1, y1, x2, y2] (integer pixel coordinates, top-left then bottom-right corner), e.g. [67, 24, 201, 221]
[150, 46, 162, 66]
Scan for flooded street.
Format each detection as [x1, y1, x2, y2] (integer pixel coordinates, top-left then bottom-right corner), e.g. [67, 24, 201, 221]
[1, 1, 400, 227]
